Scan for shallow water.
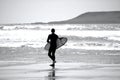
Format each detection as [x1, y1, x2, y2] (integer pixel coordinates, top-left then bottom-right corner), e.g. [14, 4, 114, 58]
[0, 47, 120, 65]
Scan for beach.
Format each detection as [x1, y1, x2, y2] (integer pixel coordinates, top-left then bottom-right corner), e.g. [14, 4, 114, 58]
[0, 62, 120, 80]
[0, 24, 120, 80]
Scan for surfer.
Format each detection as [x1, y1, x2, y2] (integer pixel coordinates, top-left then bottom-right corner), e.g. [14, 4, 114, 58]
[47, 28, 58, 66]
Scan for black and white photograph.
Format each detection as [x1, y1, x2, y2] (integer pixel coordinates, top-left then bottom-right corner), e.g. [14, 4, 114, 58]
[0, 0, 120, 80]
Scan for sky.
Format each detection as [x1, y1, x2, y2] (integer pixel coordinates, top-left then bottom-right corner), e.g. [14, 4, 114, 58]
[0, 0, 120, 24]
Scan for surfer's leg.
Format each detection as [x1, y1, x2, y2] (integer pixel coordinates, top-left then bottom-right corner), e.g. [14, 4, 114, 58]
[48, 49, 53, 61]
[50, 62, 55, 67]
[52, 49, 56, 63]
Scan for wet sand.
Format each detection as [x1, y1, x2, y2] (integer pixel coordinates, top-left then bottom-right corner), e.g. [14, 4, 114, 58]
[0, 63, 120, 80]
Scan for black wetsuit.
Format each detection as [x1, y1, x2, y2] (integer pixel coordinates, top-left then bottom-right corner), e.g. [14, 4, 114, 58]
[47, 33, 58, 62]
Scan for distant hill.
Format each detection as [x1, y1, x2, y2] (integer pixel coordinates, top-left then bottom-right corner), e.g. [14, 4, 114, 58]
[1, 11, 120, 26]
[47, 11, 120, 24]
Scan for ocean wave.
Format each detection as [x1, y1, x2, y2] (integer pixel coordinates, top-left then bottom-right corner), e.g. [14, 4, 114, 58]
[1, 24, 120, 30]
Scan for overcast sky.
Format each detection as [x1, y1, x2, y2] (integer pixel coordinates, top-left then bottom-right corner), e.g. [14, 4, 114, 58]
[0, 0, 120, 24]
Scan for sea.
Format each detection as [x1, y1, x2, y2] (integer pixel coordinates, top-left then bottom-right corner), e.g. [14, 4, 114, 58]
[0, 24, 120, 65]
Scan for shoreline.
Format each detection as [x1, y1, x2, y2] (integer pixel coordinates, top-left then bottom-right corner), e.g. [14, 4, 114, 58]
[0, 63, 120, 80]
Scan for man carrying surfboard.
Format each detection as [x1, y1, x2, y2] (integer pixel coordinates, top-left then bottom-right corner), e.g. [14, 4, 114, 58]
[47, 28, 58, 66]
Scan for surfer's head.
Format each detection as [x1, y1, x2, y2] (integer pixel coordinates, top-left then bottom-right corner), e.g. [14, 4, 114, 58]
[51, 28, 55, 33]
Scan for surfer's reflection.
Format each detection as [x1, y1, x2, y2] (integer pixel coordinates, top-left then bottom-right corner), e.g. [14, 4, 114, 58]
[48, 65, 56, 80]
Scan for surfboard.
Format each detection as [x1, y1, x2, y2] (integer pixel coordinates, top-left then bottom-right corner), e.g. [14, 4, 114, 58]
[44, 37, 67, 50]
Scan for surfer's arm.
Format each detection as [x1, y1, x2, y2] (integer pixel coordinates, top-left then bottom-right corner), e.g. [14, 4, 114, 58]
[47, 35, 50, 43]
